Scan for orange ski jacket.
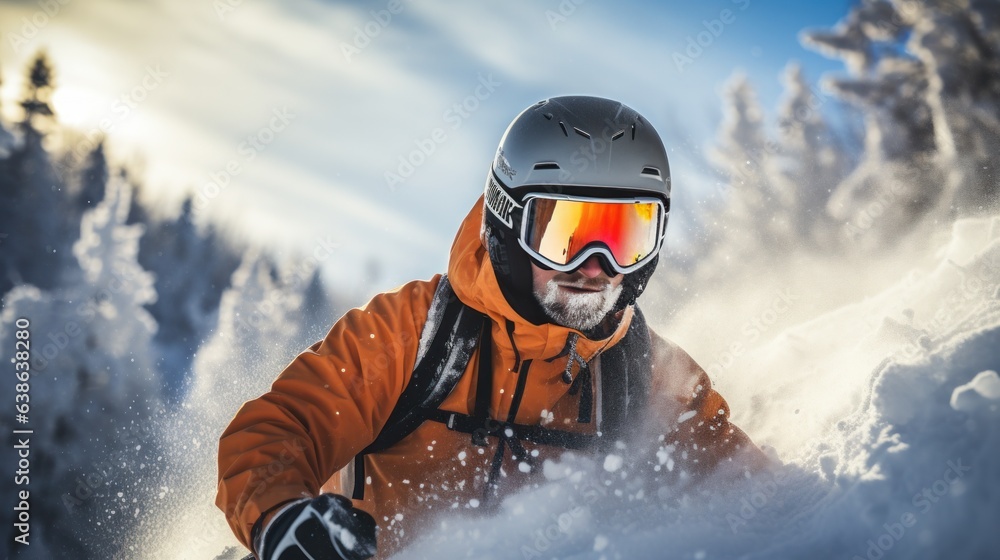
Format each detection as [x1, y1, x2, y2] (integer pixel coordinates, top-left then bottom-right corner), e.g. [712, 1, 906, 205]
[216, 196, 765, 556]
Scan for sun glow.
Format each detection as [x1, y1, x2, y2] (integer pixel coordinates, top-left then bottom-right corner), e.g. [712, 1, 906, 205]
[50, 85, 108, 128]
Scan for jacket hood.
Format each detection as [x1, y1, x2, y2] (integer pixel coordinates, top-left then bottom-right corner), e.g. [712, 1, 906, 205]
[447, 195, 634, 363]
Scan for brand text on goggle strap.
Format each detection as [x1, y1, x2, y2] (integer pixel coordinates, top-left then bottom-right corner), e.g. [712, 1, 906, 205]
[485, 178, 520, 228]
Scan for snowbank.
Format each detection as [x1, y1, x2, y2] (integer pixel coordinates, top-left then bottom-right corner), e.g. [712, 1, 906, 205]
[392, 215, 1000, 560]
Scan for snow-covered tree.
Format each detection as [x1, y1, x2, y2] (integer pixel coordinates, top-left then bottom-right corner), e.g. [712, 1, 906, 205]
[0, 54, 345, 556]
[130, 251, 342, 556]
[133, 196, 241, 402]
[298, 265, 343, 343]
[802, 0, 999, 246]
[75, 141, 109, 210]
[190, 252, 316, 418]
[771, 63, 852, 246]
[902, 0, 1000, 215]
[0, 55, 80, 298]
[0, 116, 12, 159]
[0, 115, 73, 296]
[0, 62, 12, 158]
[19, 51, 56, 132]
[700, 75, 789, 267]
[650, 0, 1000, 352]
[0, 178, 165, 558]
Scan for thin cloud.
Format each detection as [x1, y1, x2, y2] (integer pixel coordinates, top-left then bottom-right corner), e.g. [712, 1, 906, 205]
[0, 0, 842, 293]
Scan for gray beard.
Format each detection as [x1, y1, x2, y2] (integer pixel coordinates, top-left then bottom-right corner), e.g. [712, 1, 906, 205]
[534, 278, 623, 332]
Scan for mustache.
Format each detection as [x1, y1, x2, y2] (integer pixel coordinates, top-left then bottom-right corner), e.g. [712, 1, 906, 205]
[552, 273, 613, 290]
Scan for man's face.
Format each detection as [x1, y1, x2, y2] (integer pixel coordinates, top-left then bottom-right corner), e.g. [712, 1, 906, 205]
[531, 255, 624, 332]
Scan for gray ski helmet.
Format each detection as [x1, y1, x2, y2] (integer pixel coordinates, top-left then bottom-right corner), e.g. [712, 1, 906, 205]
[482, 95, 671, 326]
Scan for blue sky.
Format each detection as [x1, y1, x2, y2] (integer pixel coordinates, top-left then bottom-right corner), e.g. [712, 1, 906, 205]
[0, 0, 854, 293]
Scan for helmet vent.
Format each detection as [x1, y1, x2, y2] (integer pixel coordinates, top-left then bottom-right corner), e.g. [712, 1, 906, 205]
[573, 127, 591, 139]
[641, 166, 661, 177]
[533, 162, 561, 170]
[611, 130, 625, 141]
[558, 121, 569, 136]
[543, 112, 554, 120]
[631, 124, 637, 140]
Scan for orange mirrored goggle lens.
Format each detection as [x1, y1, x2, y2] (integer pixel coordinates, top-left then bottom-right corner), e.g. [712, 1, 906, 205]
[522, 197, 663, 271]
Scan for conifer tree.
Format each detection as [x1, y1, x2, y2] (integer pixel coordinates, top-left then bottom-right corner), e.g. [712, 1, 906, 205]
[19, 50, 56, 131]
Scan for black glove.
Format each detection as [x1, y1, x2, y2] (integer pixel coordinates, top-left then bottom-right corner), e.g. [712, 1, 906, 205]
[256, 494, 377, 560]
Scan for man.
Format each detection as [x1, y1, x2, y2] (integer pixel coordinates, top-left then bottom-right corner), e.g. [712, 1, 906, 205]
[217, 96, 766, 560]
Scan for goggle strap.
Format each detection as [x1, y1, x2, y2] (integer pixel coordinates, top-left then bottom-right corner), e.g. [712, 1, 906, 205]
[484, 176, 522, 230]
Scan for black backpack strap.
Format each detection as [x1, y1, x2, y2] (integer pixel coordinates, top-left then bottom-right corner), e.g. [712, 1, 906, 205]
[597, 306, 652, 445]
[421, 408, 597, 449]
[349, 285, 652, 500]
[469, 315, 495, 445]
[351, 275, 484, 499]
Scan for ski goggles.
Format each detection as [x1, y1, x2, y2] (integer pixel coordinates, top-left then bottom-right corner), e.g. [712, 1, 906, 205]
[518, 193, 667, 275]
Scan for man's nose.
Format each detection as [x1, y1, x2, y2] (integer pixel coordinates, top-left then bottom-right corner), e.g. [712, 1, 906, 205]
[577, 255, 605, 279]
